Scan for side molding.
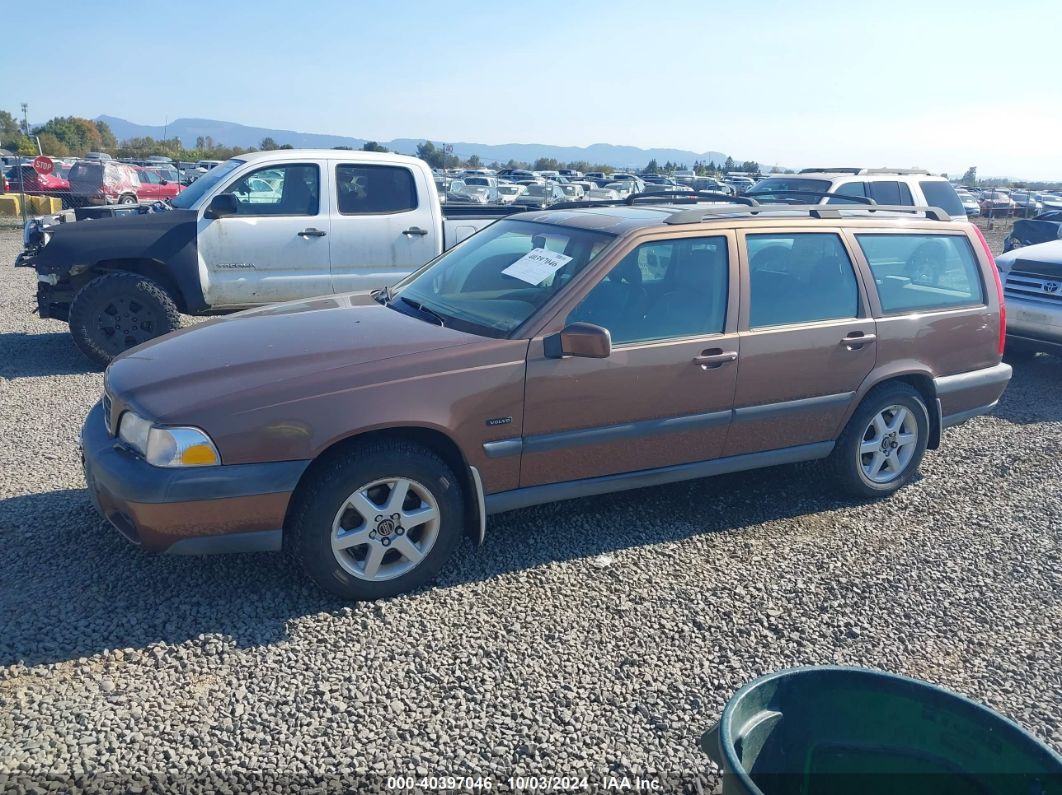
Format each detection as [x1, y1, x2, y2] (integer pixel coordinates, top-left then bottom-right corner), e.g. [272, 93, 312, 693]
[485, 441, 834, 515]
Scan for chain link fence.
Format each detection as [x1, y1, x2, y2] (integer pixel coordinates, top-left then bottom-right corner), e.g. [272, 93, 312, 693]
[1, 151, 198, 224]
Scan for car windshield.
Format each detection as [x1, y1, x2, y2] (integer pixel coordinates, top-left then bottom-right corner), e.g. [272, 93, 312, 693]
[170, 159, 244, 209]
[392, 219, 614, 337]
[748, 177, 832, 202]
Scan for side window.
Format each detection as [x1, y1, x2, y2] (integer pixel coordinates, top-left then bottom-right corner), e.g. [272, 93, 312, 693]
[567, 236, 728, 345]
[747, 233, 859, 328]
[826, 182, 867, 205]
[856, 234, 985, 313]
[224, 164, 319, 216]
[336, 164, 417, 214]
[868, 181, 903, 205]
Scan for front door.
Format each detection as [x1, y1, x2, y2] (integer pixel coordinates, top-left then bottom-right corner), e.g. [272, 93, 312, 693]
[328, 161, 438, 293]
[724, 229, 877, 457]
[521, 233, 739, 487]
[197, 161, 331, 307]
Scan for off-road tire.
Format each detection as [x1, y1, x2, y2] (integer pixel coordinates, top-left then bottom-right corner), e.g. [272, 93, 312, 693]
[68, 272, 181, 368]
[288, 439, 465, 601]
[826, 382, 930, 499]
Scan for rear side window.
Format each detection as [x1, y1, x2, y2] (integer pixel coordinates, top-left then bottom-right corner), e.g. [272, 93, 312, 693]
[747, 233, 859, 328]
[919, 181, 965, 217]
[856, 234, 985, 313]
[868, 181, 913, 206]
[337, 164, 417, 214]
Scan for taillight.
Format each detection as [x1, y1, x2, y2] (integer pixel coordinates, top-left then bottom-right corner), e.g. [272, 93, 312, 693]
[971, 224, 1005, 356]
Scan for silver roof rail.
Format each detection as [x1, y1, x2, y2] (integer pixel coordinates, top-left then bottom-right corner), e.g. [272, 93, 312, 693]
[665, 204, 954, 225]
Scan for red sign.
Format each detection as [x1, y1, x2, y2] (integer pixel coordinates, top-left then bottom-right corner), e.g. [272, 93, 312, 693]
[32, 155, 54, 175]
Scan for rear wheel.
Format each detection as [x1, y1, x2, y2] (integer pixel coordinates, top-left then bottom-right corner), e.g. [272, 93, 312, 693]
[119, 194, 137, 205]
[68, 272, 181, 367]
[288, 440, 464, 600]
[826, 383, 929, 498]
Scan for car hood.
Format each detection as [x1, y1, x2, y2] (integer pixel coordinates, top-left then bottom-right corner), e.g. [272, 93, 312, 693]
[106, 293, 482, 422]
[996, 239, 1062, 274]
[35, 208, 193, 273]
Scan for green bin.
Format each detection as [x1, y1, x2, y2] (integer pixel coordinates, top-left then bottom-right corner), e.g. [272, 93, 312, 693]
[701, 666, 1062, 795]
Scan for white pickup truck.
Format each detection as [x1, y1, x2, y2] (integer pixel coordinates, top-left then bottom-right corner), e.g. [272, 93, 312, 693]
[17, 149, 520, 365]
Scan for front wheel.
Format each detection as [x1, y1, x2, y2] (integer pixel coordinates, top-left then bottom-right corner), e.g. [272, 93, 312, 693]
[67, 272, 182, 368]
[119, 194, 137, 205]
[288, 440, 465, 600]
[826, 383, 929, 498]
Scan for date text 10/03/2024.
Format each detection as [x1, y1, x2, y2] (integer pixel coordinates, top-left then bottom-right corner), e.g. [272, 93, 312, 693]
[386, 775, 663, 791]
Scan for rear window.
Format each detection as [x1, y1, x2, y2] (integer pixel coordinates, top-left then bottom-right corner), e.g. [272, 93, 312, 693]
[919, 181, 965, 217]
[68, 162, 103, 183]
[747, 178, 831, 203]
[856, 234, 984, 313]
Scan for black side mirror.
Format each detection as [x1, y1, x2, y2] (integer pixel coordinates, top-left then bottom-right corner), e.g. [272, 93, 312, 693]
[544, 322, 612, 359]
[205, 193, 239, 219]
[160, 179, 169, 185]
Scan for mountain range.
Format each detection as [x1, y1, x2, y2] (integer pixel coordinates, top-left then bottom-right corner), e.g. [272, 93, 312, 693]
[97, 115, 734, 169]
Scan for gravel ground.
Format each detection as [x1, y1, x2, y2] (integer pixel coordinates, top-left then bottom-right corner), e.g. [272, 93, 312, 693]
[0, 225, 1059, 793]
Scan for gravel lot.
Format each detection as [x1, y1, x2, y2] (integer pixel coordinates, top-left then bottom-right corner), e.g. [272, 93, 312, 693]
[0, 224, 1059, 793]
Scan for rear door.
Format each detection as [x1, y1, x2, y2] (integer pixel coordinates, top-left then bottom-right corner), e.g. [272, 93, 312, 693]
[520, 232, 740, 486]
[328, 160, 438, 292]
[725, 229, 876, 457]
[196, 160, 331, 307]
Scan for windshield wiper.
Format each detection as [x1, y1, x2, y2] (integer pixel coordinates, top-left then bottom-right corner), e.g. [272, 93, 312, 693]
[372, 285, 393, 305]
[398, 296, 445, 326]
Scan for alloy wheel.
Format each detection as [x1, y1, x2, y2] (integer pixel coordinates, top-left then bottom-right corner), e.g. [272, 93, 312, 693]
[331, 477, 441, 581]
[859, 404, 918, 484]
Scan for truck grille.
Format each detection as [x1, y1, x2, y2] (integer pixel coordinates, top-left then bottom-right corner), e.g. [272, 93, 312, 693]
[1005, 270, 1062, 305]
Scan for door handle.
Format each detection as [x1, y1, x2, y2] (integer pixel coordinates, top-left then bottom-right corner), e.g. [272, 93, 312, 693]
[840, 332, 876, 349]
[693, 349, 738, 369]
[297, 228, 327, 237]
[403, 227, 429, 237]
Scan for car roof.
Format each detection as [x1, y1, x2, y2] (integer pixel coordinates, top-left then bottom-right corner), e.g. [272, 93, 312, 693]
[234, 149, 423, 166]
[769, 172, 947, 181]
[513, 203, 968, 235]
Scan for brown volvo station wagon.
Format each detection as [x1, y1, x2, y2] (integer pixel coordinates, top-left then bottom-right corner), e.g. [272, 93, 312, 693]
[82, 201, 1012, 599]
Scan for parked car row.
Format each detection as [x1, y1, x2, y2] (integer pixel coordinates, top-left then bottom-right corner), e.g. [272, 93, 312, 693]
[3, 156, 185, 207]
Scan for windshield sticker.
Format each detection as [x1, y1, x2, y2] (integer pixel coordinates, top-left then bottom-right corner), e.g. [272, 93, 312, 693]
[501, 248, 573, 285]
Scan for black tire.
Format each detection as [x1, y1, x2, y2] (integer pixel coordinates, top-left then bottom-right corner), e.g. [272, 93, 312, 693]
[288, 439, 465, 600]
[119, 194, 137, 205]
[826, 382, 930, 499]
[68, 272, 182, 368]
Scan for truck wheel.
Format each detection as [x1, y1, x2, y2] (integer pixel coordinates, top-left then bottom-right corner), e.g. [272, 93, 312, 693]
[119, 194, 137, 205]
[68, 273, 181, 368]
[826, 383, 929, 499]
[288, 439, 464, 601]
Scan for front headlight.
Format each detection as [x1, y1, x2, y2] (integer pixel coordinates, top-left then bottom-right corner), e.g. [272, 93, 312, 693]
[118, 411, 221, 467]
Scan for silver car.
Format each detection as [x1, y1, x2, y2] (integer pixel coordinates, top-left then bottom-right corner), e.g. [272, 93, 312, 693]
[996, 239, 1062, 358]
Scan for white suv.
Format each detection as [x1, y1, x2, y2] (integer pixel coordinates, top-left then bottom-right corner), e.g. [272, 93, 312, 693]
[748, 169, 967, 220]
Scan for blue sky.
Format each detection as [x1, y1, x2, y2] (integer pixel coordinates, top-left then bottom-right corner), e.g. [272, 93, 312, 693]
[3, 0, 1060, 178]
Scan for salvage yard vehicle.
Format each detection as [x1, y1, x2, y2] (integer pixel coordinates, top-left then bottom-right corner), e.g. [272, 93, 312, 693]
[750, 169, 967, 219]
[1004, 210, 1062, 252]
[17, 150, 522, 366]
[67, 159, 141, 206]
[996, 239, 1062, 357]
[81, 198, 1011, 600]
